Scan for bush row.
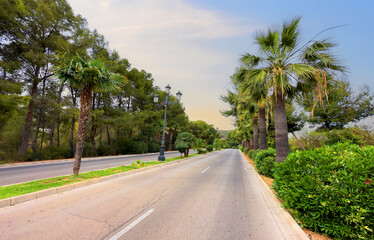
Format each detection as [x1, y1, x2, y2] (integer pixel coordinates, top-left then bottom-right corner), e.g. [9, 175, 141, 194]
[273, 143, 374, 239]
[27, 139, 161, 161]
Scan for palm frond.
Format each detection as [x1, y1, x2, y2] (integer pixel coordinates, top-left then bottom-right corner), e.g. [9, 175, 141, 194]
[281, 17, 300, 54]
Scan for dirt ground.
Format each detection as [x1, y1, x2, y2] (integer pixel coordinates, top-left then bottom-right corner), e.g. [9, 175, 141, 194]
[243, 153, 332, 240]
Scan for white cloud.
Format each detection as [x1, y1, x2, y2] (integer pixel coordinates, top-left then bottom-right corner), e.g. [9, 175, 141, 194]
[68, 0, 257, 129]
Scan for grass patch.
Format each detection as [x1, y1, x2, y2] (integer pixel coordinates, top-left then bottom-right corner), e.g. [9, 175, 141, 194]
[0, 153, 200, 200]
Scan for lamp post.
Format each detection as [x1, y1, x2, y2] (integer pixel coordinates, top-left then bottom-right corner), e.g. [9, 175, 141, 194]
[154, 85, 182, 161]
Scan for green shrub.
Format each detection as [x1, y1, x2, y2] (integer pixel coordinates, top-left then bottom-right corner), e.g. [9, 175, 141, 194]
[273, 143, 374, 239]
[247, 149, 253, 157]
[254, 148, 276, 178]
[325, 128, 364, 146]
[148, 142, 159, 153]
[197, 149, 207, 154]
[116, 139, 148, 154]
[207, 145, 213, 152]
[97, 144, 114, 156]
[251, 149, 260, 160]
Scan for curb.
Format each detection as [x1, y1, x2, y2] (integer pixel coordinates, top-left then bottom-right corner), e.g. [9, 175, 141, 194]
[0, 151, 182, 168]
[0, 153, 210, 209]
[240, 152, 309, 240]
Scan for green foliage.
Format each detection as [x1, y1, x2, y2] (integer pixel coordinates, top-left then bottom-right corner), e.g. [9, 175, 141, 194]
[147, 142, 159, 153]
[289, 126, 373, 151]
[325, 128, 364, 146]
[273, 143, 374, 239]
[251, 149, 260, 160]
[207, 145, 213, 152]
[246, 149, 253, 157]
[97, 144, 114, 156]
[195, 138, 207, 154]
[254, 148, 276, 178]
[175, 132, 196, 156]
[116, 139, 148, 155]
[213, 138, 227, 149]
[188, 120, 219, 145]
[299, 79, 374, 130]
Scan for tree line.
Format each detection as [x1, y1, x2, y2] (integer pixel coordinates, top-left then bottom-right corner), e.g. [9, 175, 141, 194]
[221, 17, 374, 161]
[0, 0, 221, 164]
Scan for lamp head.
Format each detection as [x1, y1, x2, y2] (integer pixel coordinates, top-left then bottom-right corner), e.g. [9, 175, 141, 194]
[165, 84, 171, 95]
[153, 93, 159, 103]
[176, 91, 182, 101]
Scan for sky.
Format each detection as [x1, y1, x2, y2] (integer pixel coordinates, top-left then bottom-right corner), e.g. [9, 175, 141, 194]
[68, 0, 374, 130]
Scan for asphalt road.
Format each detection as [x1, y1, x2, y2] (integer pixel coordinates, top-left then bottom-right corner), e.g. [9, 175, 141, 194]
[0, 151, 196, 186]
[1, 149, 305, 240]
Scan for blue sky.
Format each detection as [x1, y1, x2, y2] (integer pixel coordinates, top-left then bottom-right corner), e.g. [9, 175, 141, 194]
[69, 0, 374, 130]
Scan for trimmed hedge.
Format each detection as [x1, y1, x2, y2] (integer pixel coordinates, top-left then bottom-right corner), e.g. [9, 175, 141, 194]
[254, 148, 276, 178]
[273, 143, 374, 239]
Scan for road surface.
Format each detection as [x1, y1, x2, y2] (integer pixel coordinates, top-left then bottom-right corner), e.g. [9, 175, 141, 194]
[1, 149, 305, 240]
[0, 151, 196, 186]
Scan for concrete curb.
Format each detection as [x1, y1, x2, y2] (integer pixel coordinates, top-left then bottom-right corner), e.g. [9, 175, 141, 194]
[0, 151, 182, 168]
[240, 152, 309, 240]
[0, 152, 211, 209]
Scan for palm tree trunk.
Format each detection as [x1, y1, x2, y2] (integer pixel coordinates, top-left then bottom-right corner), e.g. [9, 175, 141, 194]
[274, 92, 289, 162]
[74, 85, 93, 175]
[253, 115, 259, 150]
[249, 137, 254, 150]
[259, 107, 267, 150]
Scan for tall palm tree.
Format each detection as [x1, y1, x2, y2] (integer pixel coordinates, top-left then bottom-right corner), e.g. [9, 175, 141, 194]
[244, 17, 342, 161]
[55, 53, 126, 175]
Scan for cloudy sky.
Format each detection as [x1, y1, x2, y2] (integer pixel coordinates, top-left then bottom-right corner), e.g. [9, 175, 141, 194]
[68, 0, 374, 130]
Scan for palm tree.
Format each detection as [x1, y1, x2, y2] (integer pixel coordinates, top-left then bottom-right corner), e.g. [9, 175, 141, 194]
[236, 65, 269, 150]
[55, 53, 126, 175]
[243, 17, 342, 161]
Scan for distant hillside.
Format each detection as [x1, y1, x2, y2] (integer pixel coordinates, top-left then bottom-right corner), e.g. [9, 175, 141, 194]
[218, 130, 230, 138]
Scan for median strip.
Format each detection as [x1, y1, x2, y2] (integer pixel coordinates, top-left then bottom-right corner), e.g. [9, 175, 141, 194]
[0, 154, 201, 207]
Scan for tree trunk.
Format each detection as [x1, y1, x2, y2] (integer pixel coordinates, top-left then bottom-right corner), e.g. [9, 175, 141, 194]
[90, 124, 98, 156]
[49, 120, 55, 147]
[73, 85, 93, 175]
[274, 92, 289, 162]
[249, 137, 254, 150]
[32, 111, 41, 153]
[40, 126, 45, 150]
[99, 126, 102, 145]
[69, 117, 75, 157]
[57, 120, 60, 147]
[253, 115, 259, 150]
[259, 107, 267, 150]
[90, 95, 97, 156]
[106, 125, 111, 145]
[18, 78, 39, 156]
[167, 128, 174, 151]
[292, 131, 306, 151]
[55, 84, 64, 147]
[246, 139, 250, 151]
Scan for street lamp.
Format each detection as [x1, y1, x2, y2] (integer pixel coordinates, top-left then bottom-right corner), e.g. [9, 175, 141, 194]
[154, 85, 182, 161]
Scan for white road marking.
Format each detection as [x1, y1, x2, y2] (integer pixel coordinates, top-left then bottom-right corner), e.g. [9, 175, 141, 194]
[201, 167, 210, 173]
[109, 208, 155, 240]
